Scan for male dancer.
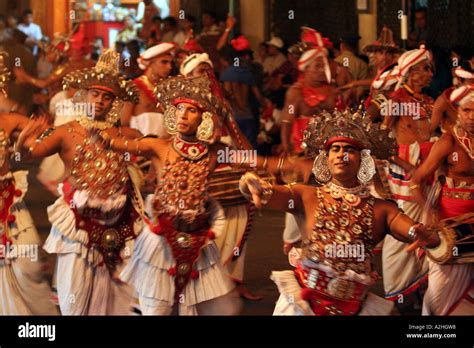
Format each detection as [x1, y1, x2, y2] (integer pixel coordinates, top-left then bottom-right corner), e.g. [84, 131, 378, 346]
[17, 50, 144, 315]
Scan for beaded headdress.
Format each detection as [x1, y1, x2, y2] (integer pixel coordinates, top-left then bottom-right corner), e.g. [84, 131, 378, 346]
[0, 51, 10, 97]
[155, 75, 230, 118]
[302, 109, 398, 160]
[62, 49, 139, 103]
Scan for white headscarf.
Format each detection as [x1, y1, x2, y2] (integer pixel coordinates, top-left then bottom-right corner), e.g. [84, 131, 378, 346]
[395, 45, 431, 90]
[450, 84, 474, 106]
[137, 42, 176, 70]
[180, 53, 213, 76]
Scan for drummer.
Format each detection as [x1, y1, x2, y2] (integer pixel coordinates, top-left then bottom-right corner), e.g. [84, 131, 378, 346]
[410, 84, 474, 315]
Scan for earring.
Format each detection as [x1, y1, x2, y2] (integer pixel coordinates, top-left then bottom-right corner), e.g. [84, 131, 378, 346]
[312, 151, 331, 184]
[106, 98, 123, 125]
[357, 149, 376, 184]
[196, 112, 214, 142]
[164, 106, 178, 135]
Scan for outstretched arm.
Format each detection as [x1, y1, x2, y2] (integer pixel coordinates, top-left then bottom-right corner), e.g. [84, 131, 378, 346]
[239, 172, 304, 213]
[100, 130, 162, 160]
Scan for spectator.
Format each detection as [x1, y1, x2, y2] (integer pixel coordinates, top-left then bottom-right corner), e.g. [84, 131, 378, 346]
[146, 15, 162, 47]
[5, 29, 37, 113]
[161, 16, 185, 45]
[335, 33, 368, 100]
[0, 15, 12, 44]
[6, 14, 18, 31]
[124, 39, 142, 79]
[262, 37, 287, 75]
[219, 42, 266, 148]
[179, 14, 196, 42]
[255, 42, 268, 65]
[197, 11, 221, 67]
[17, 9, 42, 56]
[137, 0, 161, 39]
[116, 15, 138, 43]
[408, 7, 428, 49]
[90, 36, 104, 61]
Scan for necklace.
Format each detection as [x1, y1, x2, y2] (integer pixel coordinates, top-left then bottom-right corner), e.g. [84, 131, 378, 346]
[172, 136, 208, 161]
[324, 181, 370, 207]
[78, 116, 114, 131]
[453, 123, 474, 159]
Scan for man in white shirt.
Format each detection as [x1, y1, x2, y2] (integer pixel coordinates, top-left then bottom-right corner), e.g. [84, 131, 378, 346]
[17, 9, 42, 56]
[262, 37, 287, 75]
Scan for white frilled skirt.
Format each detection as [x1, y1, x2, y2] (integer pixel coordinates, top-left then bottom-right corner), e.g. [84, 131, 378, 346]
[120, 197, 241, 315]
[43, 191, 142, 315]
[0, 171, 59, 315]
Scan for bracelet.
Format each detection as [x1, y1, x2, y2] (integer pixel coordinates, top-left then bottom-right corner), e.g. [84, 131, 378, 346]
[408, 184, 420, 191]
[281, 120, 291, 124]
[407, 224, 419, 242]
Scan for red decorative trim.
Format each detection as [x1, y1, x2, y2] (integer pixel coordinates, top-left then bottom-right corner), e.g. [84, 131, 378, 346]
[133, 76, 157, 104]
[325, 137, 364, 150]
[150, 213, 212, 300]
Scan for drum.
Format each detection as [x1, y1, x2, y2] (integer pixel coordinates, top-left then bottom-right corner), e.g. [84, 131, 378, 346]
[426, 212, 474, 264]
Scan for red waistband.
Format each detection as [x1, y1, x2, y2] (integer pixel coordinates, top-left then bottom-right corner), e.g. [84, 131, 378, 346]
[294, 264, 366, 316]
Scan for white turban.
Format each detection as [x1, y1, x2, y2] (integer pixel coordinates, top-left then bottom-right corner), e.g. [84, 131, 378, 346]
[137, 42, 176, 70]
[395, 45, 431, 90]
[450, 84, 474, 106]
[454, 67, 474, 80]
[297, 48, 331, 84]
[372, 65, 399, 90]
[180, 53, 213, 76]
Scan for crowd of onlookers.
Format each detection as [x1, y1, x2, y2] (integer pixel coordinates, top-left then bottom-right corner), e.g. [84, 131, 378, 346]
[1, 4, 473, 157]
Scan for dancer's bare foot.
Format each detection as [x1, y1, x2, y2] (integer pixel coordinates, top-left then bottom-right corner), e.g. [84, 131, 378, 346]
[237, 283, 263, 301]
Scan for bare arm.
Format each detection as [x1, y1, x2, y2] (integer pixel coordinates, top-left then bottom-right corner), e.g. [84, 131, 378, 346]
[120, 102, 135, 126]
[429, 94, 447, 133]
[101, 131, 163, 160]
[280, 87, 300, 154]
[216, 15, 236, 51]
[17, 119, 63, 160]
[384, 200, 440, 249]
[239, 171, 304, 212]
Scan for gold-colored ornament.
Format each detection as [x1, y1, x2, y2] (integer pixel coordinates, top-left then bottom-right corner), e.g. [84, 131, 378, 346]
[196, 112, 214, 142]
[164, 106, 178, 135]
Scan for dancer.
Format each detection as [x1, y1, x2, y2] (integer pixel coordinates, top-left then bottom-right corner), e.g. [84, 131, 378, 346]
[16, 49, 144, 315]
[239, 109, 444, 315]
[410, 84, 474, 315]
[100, 75, 242, 315]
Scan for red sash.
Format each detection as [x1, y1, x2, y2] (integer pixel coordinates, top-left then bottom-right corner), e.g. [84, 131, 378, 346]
[149, 214, 215, 299]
